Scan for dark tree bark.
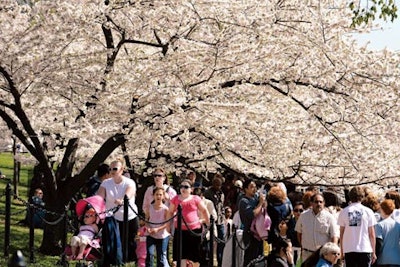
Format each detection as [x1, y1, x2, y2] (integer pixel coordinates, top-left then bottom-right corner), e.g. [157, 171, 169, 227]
[39, 133, 126, 255]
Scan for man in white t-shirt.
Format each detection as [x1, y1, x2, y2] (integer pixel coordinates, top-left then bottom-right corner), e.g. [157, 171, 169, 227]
[337, 186, 377, 267]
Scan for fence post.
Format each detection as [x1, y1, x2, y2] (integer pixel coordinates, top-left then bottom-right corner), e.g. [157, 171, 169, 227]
[176, 205, 182, 267]
[4, 182, 11, 258]
[209, 215, 214, 267]
[28, 200, 35, 263]
[57, 205, 69, 267]
[123, 195, 129, 263]
[231, 225, 236, 267]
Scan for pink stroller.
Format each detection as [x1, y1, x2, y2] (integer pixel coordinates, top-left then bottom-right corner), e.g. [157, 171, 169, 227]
[65, 195, 106, 267]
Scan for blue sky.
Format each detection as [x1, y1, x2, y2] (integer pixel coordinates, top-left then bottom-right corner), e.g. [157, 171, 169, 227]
[355, 19, 400, 51]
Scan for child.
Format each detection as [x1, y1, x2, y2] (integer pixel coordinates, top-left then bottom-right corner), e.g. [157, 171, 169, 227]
[136, 216, 147, 267]
[145, 187, 170, 267]
[70, 205, 99, 260]
[223, 206, 233, 240]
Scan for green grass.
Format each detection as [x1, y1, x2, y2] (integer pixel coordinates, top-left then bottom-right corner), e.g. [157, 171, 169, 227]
[0, 153, 61, 266]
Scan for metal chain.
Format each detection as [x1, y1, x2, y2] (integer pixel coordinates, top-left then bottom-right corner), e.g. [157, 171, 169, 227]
[128, 202, 177, 225]
[181, 215, 208, 237]
[234, 230, 250, 251]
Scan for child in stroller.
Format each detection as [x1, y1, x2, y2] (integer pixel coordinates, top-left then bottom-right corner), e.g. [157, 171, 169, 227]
[70, 206, 99, 260]
[66, 195, 105, 265]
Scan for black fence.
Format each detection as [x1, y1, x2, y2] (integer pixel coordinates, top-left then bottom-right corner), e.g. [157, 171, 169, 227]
[1, 182, 254, 267]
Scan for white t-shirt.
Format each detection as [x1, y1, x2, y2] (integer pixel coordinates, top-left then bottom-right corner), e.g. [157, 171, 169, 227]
[391, 208, 400, 223]
[337, 202, 376, 253]
[101, 176, 138, 221]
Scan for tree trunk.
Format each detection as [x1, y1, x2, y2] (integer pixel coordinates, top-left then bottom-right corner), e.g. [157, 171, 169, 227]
[39, 133, 126, 255]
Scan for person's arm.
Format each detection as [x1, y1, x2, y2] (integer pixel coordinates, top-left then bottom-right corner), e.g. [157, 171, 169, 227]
[368, 225, 377, 264]
[286, 248, 295, 267]
[294, 216, 302, 245]
[113, 180, 136, 206]
[92, 224, 99, 234]
[198, 200, 210, 226]
[142, 187, 152, 213]
[97, 185, 106, 200]
[339, 226, 345, 260]
[253, 192, 266, 217]
[167, 202, 176, 220]
[149, 208, 169, 234]
[329, 215, 339, 244]
[297, 232, 302, 246]
[166, 202, 176, 233]
[208, 201, 217, 223]
[125, 182, 135, 199]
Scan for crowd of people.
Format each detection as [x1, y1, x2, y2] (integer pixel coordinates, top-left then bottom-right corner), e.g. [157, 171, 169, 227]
[24, 158, 400, 267]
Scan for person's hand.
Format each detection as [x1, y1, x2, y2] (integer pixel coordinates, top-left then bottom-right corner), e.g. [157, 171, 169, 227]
[286, 249, 294, 265]
[259, 192, 267, 207]
[371, 253, 377, 264]
[114, 198, 123, 206]
[149, 227, 160, 234]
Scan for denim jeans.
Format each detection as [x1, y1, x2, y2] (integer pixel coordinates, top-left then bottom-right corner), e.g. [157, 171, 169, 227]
[146, 235, 170, 267]
[216, 224, 225, 267]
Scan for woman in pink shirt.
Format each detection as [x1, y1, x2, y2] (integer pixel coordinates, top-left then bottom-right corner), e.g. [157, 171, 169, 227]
[168, 179, 210, 267]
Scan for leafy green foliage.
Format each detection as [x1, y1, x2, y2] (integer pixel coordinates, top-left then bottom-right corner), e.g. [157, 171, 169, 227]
[350, 0, 398, 27]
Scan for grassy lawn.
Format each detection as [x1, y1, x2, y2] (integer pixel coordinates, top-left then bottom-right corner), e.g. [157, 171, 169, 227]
[0, 153, 61, 266]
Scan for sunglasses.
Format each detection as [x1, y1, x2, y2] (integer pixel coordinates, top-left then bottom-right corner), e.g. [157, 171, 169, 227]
[109, 167, 119, 171]
[153, 174, 164, 178]
[180, 185, 190, 189]
[293, 209, 304, 212]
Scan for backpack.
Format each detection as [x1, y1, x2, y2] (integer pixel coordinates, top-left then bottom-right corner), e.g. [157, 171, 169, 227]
[250, 207, 271, 241]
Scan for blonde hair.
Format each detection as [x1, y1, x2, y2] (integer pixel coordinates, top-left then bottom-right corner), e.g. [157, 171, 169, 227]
[320, 242, 340, 257]
[110, 158, 125, 169]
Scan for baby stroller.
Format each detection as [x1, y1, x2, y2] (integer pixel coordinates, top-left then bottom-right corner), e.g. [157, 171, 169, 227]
[65, 195, 106, 267]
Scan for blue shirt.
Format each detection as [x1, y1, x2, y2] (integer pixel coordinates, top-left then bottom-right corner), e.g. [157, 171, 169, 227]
[316, 258, 333, 267]
[375, 216, 400, 265]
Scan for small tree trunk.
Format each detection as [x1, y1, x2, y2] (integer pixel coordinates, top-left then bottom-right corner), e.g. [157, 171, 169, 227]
[39, 192, 70, 255]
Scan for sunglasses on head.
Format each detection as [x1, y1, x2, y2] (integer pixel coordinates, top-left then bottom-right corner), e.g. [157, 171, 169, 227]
[180, 185, 190, 189]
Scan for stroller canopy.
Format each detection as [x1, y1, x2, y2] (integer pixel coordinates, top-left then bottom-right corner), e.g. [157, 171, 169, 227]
[75, 195, 106, 221]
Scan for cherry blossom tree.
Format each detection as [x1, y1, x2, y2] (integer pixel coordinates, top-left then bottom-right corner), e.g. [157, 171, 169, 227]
[1, 0, 400, 254]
